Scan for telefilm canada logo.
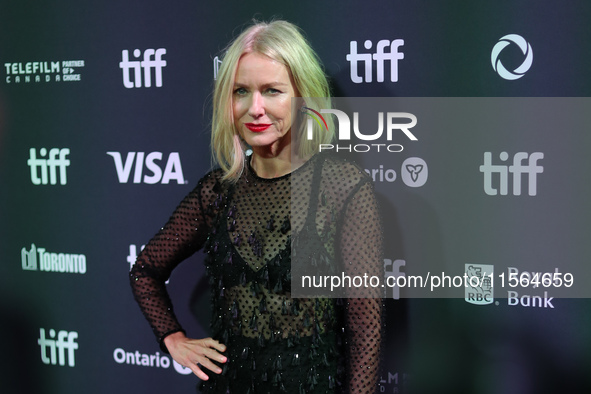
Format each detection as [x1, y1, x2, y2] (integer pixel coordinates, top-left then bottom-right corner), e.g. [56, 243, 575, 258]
[491, 34, 533, 80]
[302, 103, 418, 153]
[5, 59, 85, 84]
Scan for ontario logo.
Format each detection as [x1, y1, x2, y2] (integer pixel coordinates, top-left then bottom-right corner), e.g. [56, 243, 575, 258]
[465, 264, 494, 305]
[401, 157, 428, 187]
[302, 103, 418, 153]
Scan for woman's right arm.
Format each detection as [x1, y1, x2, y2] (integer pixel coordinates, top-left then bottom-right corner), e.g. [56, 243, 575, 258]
[129, 171, 227, 378]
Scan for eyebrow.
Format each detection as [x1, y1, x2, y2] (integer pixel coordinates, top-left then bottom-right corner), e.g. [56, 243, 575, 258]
[233, 81, 289, 89]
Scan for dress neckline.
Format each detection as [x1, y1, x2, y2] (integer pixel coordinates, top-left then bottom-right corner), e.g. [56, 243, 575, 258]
[246, 154, 316, 182]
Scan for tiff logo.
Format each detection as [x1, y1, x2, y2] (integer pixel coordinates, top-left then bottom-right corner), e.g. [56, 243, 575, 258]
[127, 244, 169, 283]
[127, 244, 145, 271]
[480, 152, 544, 196]
[384, 259, 405, 300]
[346, 39, 404, 83]
[120, 48, 166, 88]
[213, 56, 222, 80]
[27, 148, 70, 185]
[38, 328, 79, 367]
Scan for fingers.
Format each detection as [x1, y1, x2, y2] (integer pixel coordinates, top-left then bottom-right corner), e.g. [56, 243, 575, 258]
[172, 337, 228, 379]
[200, 339, 227, 363]
[204, 337, 227, 354]
[188, 363, 210, 381]
[193, 355, 223, 375]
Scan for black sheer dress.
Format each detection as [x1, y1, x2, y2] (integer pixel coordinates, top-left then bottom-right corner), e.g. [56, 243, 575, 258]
[130, 153, 383, 393]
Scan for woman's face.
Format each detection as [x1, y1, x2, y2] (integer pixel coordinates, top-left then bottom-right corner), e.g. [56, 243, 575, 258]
[232, 52, 297, 155]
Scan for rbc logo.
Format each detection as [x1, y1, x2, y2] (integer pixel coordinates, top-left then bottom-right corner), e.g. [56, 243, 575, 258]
[38, 328, 79, 367]
[346, 39, 404, 83]
[27, 148, 70, 185]
[107, 152, 185, 184]
[465, 264, 494, 305]
[480, 152, 543, 196]
[119, 48, 166, 88]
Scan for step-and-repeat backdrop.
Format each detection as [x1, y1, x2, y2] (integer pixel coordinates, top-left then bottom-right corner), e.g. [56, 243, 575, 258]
[2, 2, 590, 393]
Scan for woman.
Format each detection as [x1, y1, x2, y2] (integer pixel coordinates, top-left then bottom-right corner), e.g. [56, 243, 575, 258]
[130, 20, 383, 393]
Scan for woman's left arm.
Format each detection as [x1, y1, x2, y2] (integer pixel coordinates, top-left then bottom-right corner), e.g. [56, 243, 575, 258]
[339, 179, 384, 394]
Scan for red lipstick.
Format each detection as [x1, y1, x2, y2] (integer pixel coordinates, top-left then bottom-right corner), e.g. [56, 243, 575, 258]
[245, 123, 271, 132]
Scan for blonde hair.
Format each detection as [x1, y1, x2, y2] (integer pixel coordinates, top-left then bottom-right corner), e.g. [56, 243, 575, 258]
[211, 20, 334, 182]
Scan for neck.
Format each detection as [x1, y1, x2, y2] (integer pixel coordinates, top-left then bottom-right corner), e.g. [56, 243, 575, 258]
[250, 142, 307, 179]
[250, 152, 292, 179]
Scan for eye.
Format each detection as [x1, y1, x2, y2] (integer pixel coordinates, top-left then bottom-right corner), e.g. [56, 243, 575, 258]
[266, 88, 282, 95]
[233, 87, 248, 95]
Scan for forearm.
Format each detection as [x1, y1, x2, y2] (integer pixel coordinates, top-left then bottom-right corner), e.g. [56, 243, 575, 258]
[130, 267, 185, 347]
[345, 297, 383, 394]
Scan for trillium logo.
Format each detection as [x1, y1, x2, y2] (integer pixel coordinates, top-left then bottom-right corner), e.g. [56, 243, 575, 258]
[405, 164, 423, 182]
[491, 34, 533, 80]
[401, 157, 427, 187]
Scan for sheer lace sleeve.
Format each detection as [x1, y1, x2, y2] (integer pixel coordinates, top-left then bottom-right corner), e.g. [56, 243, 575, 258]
[339, 179, 384, 394]
[129, 170, 222, 350]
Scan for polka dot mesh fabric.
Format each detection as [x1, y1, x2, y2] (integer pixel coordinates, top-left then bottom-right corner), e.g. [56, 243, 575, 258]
[130, 153, 383, 393]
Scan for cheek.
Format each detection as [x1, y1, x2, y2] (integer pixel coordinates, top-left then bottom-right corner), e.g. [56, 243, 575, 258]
[282, 102, 293, 125]
[232, 97, 248, 116]
[276, 99, 292, 122]
[232, 102, 241, 119]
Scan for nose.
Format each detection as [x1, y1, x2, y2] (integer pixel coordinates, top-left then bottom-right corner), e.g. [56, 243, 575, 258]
[248, 92, 265, 118]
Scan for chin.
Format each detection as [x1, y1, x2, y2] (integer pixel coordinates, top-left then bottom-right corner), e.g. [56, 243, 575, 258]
[246, 135, 283, 148]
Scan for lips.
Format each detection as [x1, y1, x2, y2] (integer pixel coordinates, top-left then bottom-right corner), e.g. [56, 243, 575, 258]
[245, 123, 271, 132]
